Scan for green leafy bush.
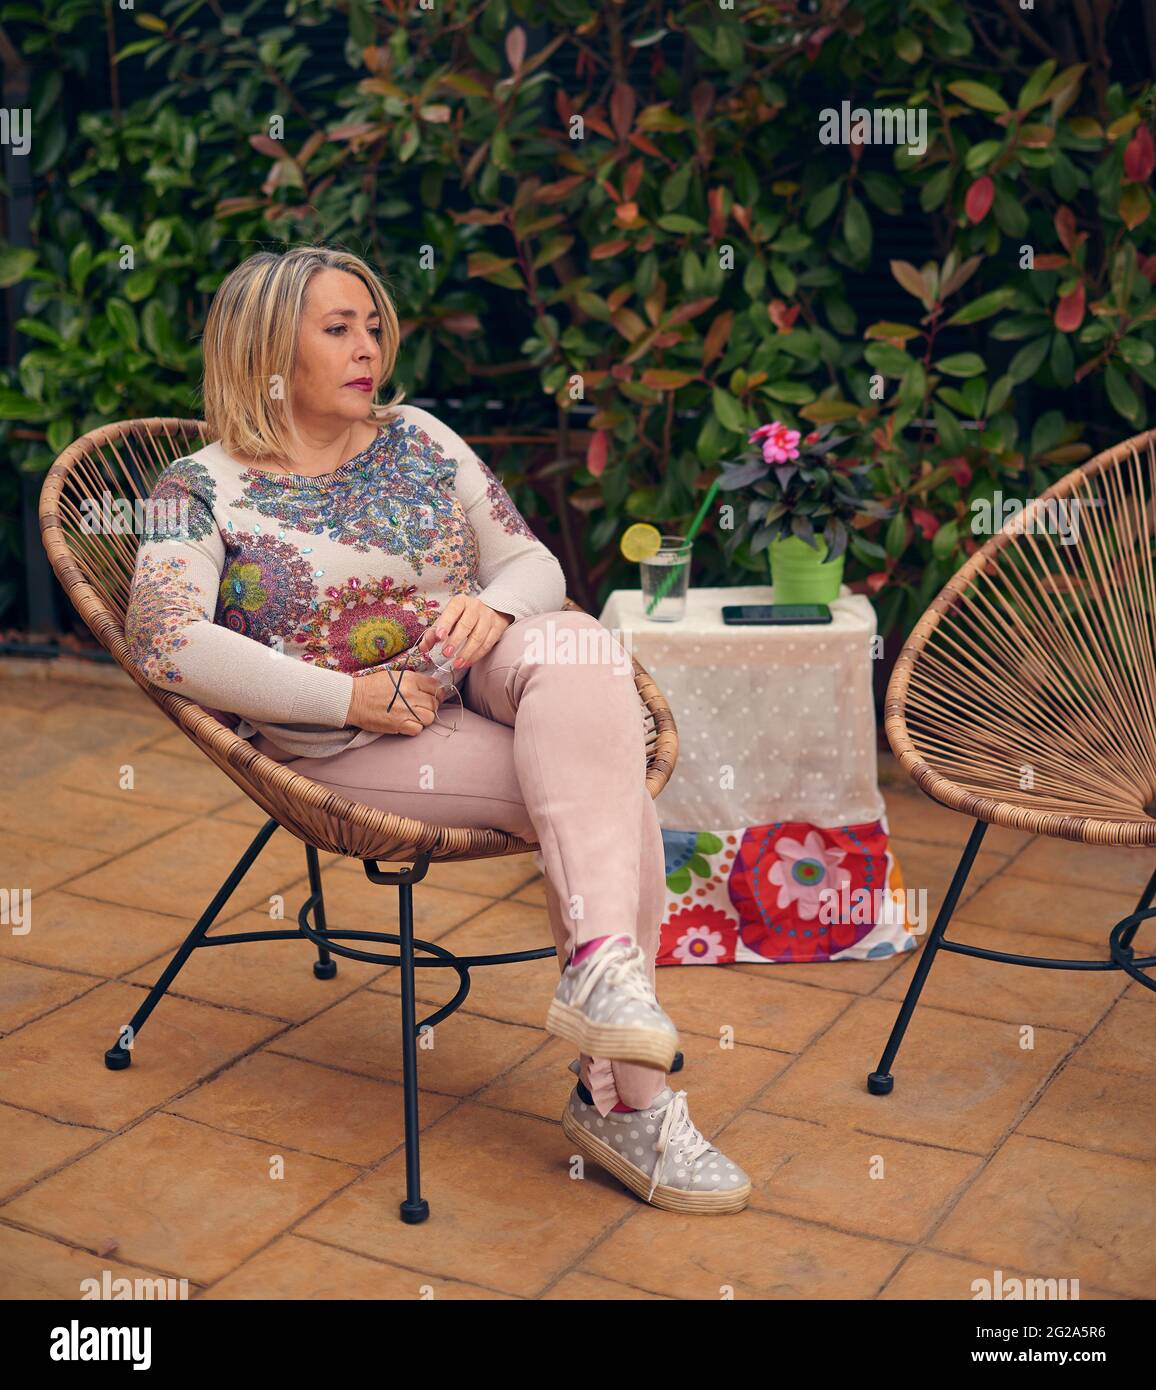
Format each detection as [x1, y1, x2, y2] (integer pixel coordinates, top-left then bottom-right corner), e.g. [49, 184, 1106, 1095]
[2, 0, 1153, 643]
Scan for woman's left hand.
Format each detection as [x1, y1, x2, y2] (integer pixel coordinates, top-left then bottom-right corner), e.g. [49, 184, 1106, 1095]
[416, 595, 515, 672]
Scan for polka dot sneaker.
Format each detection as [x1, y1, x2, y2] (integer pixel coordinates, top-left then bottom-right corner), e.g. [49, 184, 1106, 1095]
[545, 934, 678, 1070]
[562, 1078, 751, 1214]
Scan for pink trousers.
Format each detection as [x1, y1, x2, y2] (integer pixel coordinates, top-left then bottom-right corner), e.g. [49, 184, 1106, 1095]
[252, 609, 669, 1115]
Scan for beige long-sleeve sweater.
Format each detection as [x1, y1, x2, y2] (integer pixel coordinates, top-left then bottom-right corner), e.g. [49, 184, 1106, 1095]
[123, 403, 567, 758]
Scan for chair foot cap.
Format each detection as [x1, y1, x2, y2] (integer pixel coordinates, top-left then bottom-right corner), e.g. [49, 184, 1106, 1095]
[313, 960, 338, 980]
[867, 1072, 893, 1096]
[671, 1050, 684, 1073]
[400, 1199, 430, 1224]
[105, 1047, 132, 1071]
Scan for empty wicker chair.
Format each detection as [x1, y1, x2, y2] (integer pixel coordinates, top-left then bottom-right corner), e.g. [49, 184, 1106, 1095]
[39, 417, 679, 1222]
[869, 428, 1156, 1096]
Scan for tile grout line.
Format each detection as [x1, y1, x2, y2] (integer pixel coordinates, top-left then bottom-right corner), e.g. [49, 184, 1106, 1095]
[0, 858, 564, 1288]
[858, 858, 1155, 1295]
[0, 1215, 209, 1295]
[891, 1023, 1108, 1280]
[8, 777, 1152, 1298]
[129, 850, 644, 1295]
[246, 1230, 530, 1301]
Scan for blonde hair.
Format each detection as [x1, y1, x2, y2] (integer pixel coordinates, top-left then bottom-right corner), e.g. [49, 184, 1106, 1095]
[200, 244, 406, 462]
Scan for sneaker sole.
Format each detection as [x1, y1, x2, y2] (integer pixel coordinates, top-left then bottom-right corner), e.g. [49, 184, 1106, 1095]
[546, 998, 678, 1071]
[563, 1107, 751, 1214]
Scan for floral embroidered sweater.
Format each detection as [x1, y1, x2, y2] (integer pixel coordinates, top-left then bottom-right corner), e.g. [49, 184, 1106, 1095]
[123, 404, 567, 758]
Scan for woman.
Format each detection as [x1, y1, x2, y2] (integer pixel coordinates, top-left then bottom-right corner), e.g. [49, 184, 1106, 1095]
[123, 244, 750, 1213]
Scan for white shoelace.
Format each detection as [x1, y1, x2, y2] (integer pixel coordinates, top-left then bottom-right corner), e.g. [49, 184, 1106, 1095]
[568, 938, 657, 1011]
[649, 1090, 713, 1202]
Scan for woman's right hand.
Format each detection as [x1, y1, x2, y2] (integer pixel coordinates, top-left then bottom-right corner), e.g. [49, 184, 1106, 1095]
[345, 668, 446, 736]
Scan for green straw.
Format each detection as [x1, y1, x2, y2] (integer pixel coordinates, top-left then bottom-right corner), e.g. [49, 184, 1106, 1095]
[644, 477, 720, 616]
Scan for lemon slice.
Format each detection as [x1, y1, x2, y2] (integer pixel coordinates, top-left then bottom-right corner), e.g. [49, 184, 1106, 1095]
[620, 522, 662, 562]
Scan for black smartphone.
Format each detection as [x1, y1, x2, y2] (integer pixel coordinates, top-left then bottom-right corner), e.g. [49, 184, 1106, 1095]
[722, 603, 833, 625]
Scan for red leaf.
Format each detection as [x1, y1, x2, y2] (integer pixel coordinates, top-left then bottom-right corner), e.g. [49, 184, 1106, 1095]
[440, 312, 482, 336]
[949, 457, 973, 487]
[1055, 206, 1078, 253]
[768, 298, 800, 332]
[805, 24, 836, 61]
[587, 429, 608, 477]
[1124, 125, 1155, 184]
[703, 311, 734, 365]
[891, 259, 935, 309]
[582, 113, 617, 143]
[707, 185, 727, 240]
[610, 83, 636, 141]
[1139, 253, 1156, 286]
[622, 159, 644, 202]
[1054, 281, 1086, 333]
[964, 176, 994, 224]
[665, 296, 718, 326]
[865, 570, 890, 595]
[249, 134, 291, 161]
[912, 507, 940, 540]
[327, 122, 378, 143]
[505, 26, 526, 73]
[627, 130, 663, 158]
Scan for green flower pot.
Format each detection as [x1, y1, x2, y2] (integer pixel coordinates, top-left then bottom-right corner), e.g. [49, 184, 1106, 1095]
[767, 534, 845, 604]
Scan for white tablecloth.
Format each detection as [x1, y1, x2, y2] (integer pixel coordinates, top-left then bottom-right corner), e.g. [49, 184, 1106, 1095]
[599, 583, 885, 831]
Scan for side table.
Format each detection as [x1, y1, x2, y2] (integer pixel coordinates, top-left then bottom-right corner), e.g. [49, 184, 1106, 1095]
[597, 583, 912, 967]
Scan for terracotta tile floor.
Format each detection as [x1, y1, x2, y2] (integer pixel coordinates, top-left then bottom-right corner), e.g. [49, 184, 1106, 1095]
[1, 660, 1154, 1301]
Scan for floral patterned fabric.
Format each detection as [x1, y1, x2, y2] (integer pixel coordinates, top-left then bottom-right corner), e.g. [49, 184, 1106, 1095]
[122, 403, 567, 757]
[296, 575, 445, 673]
[658, 818, 912, 965]
[214, 529, 318, 642]
[124, 553, 205, 683]
[142, 458, 217, 543]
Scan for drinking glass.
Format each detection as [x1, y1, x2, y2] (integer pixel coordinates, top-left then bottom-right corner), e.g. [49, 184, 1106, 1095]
[640, 536, 693, 621]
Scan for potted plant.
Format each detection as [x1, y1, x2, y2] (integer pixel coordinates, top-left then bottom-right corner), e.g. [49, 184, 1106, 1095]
[716, 420, 890, 604]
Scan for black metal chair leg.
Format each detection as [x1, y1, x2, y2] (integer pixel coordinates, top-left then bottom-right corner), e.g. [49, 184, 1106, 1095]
[104, 818, 280, 1070]
[397, 878, 430, 1224]
[867, 818, 988, 1096]
[1118, 864, 1156, 951]
[304, 845, 337, 980]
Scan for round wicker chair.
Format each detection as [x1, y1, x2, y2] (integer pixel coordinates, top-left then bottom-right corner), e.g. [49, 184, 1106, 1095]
[39, 416, 679, 1223]
[869, 427, 1156, 1096]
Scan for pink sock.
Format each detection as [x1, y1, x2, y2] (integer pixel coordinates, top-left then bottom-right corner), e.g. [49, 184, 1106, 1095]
[569, 933, 641, 1113]
[568, 932, 631, 968]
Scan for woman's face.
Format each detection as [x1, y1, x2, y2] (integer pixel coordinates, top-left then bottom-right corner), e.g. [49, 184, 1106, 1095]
[291, 267, 383, 427]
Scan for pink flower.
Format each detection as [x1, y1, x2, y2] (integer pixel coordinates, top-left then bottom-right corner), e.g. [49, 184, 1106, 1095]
[751, 420, 801, 465]
[768, 832, 852, 921]
[671, 924, 729, 965]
